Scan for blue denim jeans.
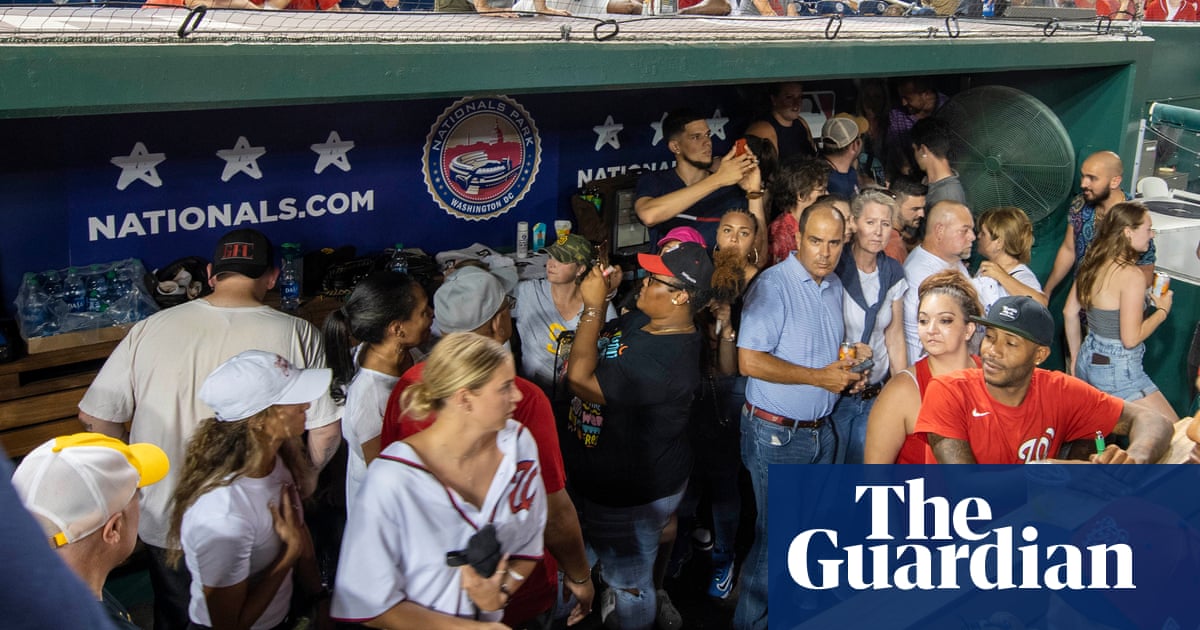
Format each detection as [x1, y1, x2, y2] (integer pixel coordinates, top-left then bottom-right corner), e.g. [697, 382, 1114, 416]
[830, 394, 877, 464]
[1075, 334, 1159, 402]
[733, 405, 835, 630]
[577, 486, 686, 630]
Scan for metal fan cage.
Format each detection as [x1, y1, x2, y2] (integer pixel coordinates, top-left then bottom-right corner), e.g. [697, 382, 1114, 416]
[940, 85, 1076, 224]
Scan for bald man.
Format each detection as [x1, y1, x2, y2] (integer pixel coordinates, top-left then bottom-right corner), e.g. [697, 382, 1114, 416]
[1044, 151, 1156, 296]
[902, 200, 976, 364]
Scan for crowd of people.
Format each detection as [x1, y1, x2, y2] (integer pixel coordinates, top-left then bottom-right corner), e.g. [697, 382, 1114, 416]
[2, 78, 1197, 630]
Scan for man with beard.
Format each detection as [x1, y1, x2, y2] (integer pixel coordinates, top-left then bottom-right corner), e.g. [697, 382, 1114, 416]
[1044, 151, 1157, 296]
[886, 77, 948, 175]
[637, 109, 762, 247]
[916, 296, 1171, 464]
[884, 175, 927, 264]
[902, 200, 976, 364]
[734, 202, 863, 629]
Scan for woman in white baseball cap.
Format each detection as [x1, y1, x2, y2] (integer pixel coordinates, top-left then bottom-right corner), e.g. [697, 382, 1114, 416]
[167, 349, 332, 630]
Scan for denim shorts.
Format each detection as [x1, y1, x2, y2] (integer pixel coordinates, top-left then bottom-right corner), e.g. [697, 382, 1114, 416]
[1075, 334, 1159, 402]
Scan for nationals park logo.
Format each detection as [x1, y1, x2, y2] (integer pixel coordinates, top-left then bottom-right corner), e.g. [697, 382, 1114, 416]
[423, 96, 541, 221]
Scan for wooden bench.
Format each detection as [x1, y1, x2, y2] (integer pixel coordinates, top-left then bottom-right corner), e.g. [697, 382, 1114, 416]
[0, 340, 122, 457]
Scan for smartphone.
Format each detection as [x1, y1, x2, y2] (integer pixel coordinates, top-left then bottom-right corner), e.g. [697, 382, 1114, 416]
[850, 357, 875, 374]
[734, 138, 748, 157]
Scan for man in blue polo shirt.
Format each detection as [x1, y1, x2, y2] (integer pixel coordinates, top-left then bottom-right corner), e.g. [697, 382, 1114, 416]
[733, 201, 865, 630]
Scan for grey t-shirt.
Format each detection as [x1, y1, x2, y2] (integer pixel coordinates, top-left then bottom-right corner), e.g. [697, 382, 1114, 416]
[925, 171, 967, 211]
[513, 278, 617, 392]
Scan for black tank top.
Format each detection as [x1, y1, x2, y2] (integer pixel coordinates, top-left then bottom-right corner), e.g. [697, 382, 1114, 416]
[769, 116, 816, 160]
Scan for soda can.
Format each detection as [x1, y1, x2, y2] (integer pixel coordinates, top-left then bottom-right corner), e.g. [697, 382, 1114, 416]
[1152, 271, 1170, 298]
[839, 342, 856, 361]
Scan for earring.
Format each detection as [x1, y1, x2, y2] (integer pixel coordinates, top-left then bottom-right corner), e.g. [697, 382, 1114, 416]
[751, 248, 760, 265]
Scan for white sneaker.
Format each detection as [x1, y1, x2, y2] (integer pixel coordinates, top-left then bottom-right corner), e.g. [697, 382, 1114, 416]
[656, 589, 683, 630]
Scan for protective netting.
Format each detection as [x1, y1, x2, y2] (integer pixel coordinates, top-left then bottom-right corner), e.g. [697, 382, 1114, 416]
[0, 3, 1140, 44]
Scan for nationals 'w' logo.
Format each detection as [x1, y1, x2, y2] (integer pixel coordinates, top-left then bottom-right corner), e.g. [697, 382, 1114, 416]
[508, 460, 540, 514]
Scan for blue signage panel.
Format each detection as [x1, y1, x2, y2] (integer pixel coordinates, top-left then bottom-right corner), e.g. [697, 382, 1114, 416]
[0, 82, 787, 307]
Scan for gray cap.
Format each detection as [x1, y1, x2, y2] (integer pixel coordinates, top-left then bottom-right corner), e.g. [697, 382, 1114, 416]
[434, 266, 518, 333]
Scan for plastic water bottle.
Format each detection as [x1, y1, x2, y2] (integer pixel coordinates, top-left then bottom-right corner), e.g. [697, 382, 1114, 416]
[64, 268, 86, 313]
[22, 276, 47, 337]
[981, 0, 994, 16]
[280, 244, 301, 312]
[86, 289, 107, 313]
[86, 269, 109, 313]
[388, 243, 408, 275]
[40, 269, 63, 303]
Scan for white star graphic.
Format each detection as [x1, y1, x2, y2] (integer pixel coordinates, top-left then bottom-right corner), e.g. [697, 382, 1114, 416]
[110, 142, 166, 191]
[650, 112, 668, 146]
[592, 115, 624, 152]
[706, 109, 730, 141]
[311, 131, 355, 175]
[216, 136, 266, 183]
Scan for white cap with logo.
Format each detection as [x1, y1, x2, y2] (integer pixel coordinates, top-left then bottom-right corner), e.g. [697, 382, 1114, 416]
[199, 350, 332, 422]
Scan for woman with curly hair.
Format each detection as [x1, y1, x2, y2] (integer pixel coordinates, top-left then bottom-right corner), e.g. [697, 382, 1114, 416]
[169, 350, 331, 630]
[667, 208, 762, 601]
[323, 270, 431, 512]
[864, 270, 983, 463]
[1065, 202, 1178, 421]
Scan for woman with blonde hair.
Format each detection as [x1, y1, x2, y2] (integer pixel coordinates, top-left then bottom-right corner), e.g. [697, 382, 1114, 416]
[170, 350, 331, 630]
[831, 188, 909, 464]
[1065, 202, 1178, 421]
[864, 270, 983, 463]
[332, 333, 545, 629]
[973, 206, 1047, 313]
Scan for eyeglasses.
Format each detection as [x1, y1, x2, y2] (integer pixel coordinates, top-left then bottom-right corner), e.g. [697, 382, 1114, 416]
[647, 275, 686, 292]
[502, 295, 517, 311]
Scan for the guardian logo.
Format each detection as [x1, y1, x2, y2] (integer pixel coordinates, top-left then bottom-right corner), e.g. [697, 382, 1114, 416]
[787, 478, 1134, 591]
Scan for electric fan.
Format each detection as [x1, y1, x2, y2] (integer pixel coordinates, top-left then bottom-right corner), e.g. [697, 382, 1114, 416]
[937, 85, 1076, 224]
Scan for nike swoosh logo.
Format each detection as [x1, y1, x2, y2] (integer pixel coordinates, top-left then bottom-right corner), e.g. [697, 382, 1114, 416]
[972, 409, 990, 417]
[716, 568, 733, 591]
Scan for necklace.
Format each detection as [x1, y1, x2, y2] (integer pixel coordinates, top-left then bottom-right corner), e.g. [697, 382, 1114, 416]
[645, 323, 696, 335]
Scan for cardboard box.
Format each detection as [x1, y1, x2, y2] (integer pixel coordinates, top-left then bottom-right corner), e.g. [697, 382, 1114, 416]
[24, 324, 131, 354]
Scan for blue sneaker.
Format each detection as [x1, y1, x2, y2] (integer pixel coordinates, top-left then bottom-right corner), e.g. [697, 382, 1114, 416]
[708, 555, 735, 600]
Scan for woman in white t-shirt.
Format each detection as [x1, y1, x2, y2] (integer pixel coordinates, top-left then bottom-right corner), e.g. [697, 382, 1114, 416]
[973, 206, 1047, 314]
[169, 350, 332, 630]
[323, 271, 432, 511]
[830, 189, 909, 464]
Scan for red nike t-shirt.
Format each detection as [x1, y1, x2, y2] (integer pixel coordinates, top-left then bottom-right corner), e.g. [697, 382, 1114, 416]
[915, 368, 1123, 464]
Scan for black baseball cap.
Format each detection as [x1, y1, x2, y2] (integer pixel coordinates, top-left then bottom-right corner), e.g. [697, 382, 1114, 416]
[971, 295, 1054, 347]
[212, 228, 273, 279]
[637, 242, 713, 293]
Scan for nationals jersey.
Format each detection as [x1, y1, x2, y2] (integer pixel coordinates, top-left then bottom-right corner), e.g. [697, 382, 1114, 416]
[332, 420, 546, 623]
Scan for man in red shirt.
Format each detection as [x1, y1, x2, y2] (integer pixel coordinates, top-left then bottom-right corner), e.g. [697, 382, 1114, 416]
[380, 265, 594, 628]
[916, 295, 1172, 464]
